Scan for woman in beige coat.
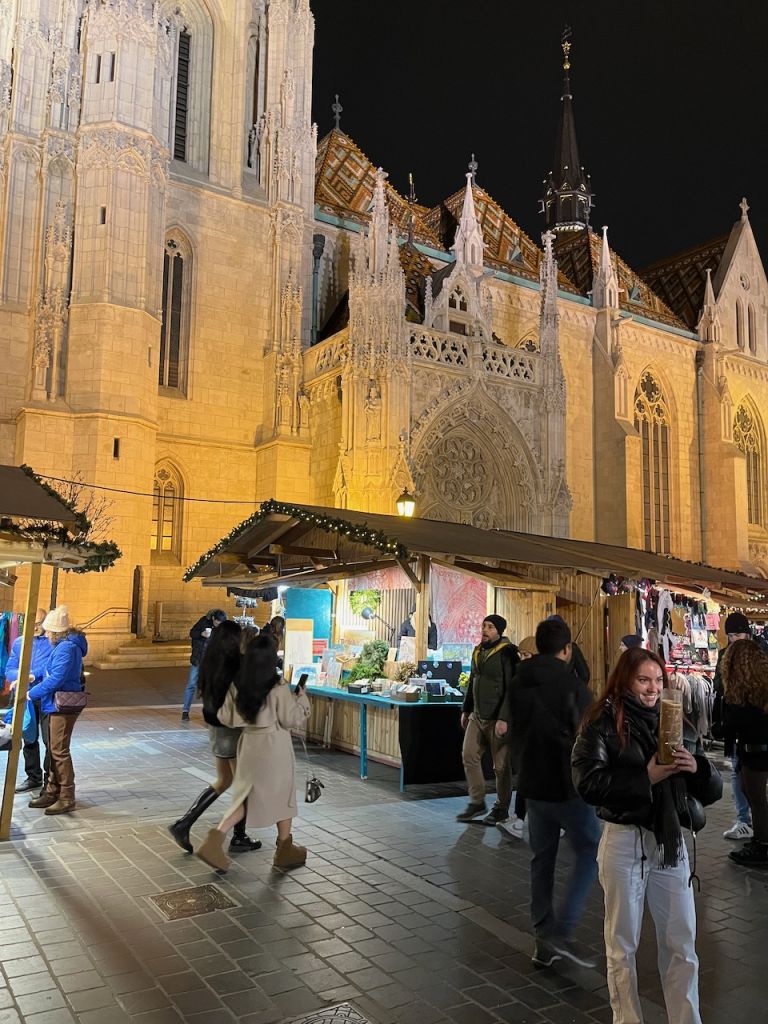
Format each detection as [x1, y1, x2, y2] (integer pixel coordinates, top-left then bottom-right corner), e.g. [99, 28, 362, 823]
[195, 634, 311, 872]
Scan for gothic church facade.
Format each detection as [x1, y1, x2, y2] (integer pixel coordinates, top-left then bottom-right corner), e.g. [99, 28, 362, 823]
[0, 0, 766, 652]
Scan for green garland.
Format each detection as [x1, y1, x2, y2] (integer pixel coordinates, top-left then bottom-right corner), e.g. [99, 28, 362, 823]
[0, 465, 123, 574]
[184, 498, 409, 582]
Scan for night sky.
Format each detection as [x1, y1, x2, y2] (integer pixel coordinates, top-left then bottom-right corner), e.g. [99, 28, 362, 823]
[312, 0, 767, 271]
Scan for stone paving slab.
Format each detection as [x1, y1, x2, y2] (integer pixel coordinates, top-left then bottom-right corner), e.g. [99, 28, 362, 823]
[1, 696, 766, 1024]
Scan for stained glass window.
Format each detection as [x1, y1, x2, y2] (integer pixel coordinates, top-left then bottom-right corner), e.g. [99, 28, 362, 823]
[734, 404, 764, 526]
[635, 372, 671, 553]
[151, 465, 183, 561]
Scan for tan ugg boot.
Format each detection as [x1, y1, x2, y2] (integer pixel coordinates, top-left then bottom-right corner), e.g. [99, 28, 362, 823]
[273, 834, 307, 869]
[195, 828, 231, 872]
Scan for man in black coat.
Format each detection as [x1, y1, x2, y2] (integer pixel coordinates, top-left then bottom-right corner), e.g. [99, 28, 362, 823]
[181, 609, 226, 721]
[509, 617, 600, 968]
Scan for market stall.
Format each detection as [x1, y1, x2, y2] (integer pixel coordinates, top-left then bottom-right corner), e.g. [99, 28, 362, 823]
[185, 500, 768, 784]
[0, 465, 120, 839]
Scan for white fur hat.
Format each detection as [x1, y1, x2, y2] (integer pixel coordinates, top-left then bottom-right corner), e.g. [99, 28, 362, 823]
[42, 606, 70, 632]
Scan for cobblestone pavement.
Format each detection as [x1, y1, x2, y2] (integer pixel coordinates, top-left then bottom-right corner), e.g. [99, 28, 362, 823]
[0, 669, 766, 1024]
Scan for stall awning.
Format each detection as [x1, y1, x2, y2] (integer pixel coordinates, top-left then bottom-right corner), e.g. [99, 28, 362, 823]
[184, 500, 768, 597]
[0, 465, 80, 530]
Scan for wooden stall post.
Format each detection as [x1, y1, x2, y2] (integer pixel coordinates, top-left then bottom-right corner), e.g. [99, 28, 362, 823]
[413, 554, 431, 663]
[0, 561, 42, 840]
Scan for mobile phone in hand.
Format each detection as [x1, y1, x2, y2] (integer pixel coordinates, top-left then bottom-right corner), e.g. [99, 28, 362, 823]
[296, 673, 309, 691]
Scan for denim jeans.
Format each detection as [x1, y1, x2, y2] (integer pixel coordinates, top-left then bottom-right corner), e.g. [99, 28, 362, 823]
[182, 664, 199, 714]
[527, 796, 601, 940]
[732, 754, 752, 825]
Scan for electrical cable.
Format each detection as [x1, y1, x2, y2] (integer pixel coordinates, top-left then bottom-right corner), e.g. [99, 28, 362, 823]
[36, 474, 257, 505]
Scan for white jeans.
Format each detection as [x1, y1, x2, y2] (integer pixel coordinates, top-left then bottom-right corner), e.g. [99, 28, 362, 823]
[597, 822, 701, 1024]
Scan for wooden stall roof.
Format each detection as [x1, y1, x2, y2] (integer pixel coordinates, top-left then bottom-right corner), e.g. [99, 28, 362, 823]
[185, 500, 768, 596]
[0, 465, 79, 529]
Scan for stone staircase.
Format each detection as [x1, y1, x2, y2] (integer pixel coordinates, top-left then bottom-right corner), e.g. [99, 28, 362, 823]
[89, 638, 190, 671]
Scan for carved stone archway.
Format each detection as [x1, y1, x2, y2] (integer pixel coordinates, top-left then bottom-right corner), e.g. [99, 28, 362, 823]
[411, 396, 539, 530]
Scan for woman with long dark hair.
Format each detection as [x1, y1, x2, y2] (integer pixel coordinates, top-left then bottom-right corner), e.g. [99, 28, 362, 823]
[572, 648, 721, 1024]
[720, 638, 768, 866]
[168, 621, 261, 854]
[195, 634, 311, 872]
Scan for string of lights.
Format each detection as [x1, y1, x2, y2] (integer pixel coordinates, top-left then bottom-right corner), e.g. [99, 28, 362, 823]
[184, 499, 409, 581]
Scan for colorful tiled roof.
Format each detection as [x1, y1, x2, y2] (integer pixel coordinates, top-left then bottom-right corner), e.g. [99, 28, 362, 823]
[314, 130, 579, 295]
[315, 129, 442, 248]
[554, 229, 689, 329]
[639, 236, 729, 330]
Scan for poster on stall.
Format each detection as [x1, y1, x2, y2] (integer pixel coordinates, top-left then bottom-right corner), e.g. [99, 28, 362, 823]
[691, 628, 708, 649]
[284, 618, 313, 680]
[705, 612, 720, 630]
[398, 636, 417, 663]
[326, 659, 343, 688]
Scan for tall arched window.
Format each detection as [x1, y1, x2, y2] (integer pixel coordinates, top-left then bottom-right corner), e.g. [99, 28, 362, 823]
[165, 1, 213, 174]
[734, 404, 765, 526]
[159, 234, 191, 393]
[151, 463, 184, 561]
[635, 371, 671, 553]
[736, 300, 745, 349]
[748, 304, 757, 354]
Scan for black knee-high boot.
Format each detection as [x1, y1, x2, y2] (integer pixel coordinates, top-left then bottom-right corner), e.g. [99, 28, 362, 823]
[230, 809, 262, 852]
[168, 787, 220, 853]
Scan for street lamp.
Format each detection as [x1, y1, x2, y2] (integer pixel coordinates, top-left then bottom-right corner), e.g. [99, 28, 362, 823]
[396, 490, 416, 518]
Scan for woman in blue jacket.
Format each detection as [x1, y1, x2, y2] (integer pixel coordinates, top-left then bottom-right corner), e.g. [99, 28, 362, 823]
[27, 606, 87, 815]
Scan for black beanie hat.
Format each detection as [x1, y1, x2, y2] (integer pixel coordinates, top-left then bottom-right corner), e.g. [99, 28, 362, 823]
[724, 611, 750, 634]
[621, 634, 643, 649]
[483, 614, 507, 637]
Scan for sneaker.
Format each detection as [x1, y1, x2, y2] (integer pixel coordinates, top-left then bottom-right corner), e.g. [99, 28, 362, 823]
[729, 840, 768, 866]
[482, 804, 509, 826]
[550, 937, 597, 968]
[532, 939, 561, 967]
[723, 820, 753, 840]
[497, 816, 525, 839]
[181, 712, 190, 722]
[456, 802, 486, 823]
[15, 778, 42, 793]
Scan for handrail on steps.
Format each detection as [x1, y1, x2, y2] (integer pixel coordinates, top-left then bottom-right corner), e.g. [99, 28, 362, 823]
[78, 607, 132, 631]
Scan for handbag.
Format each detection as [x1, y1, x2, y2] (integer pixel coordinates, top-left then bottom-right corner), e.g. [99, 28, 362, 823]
[299, 736, 324, 803]
[54, 690, 87, 713]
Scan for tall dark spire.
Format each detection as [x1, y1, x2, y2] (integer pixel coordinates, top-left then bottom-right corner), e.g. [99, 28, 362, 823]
[541, 27, 594, 233]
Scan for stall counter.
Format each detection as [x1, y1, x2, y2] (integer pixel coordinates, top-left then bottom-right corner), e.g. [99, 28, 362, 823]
[304, 684, 466, 791]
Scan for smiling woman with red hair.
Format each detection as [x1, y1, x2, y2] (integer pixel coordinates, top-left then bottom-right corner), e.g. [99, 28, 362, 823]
[572, 648, 722, 1024]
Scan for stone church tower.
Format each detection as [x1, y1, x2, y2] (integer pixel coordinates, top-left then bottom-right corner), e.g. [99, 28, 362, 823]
[0, 0, 319, 652]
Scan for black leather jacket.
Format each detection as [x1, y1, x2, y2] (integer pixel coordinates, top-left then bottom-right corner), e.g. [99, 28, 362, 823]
[571, 707, 722, 829]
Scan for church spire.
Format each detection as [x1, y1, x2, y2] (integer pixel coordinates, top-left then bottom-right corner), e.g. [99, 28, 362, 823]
[698, 268, 721, 343]
[453, 172, 484, 279]
[592, 225, 619, 309]
[541, 27, 594, 234]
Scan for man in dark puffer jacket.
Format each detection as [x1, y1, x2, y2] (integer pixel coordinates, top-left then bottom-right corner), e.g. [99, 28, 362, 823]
[509, 617, 600, 969]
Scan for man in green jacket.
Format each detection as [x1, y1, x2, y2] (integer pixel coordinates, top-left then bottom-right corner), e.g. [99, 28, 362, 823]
[457, 614, 519, 824]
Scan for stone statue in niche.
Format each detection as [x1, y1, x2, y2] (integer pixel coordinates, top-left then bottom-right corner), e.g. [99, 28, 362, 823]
[297, 389, 310, 436]
[365, 380, 382, 442]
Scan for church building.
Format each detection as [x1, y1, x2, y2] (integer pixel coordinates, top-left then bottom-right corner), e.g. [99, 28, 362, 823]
[0, 1, 766, 654]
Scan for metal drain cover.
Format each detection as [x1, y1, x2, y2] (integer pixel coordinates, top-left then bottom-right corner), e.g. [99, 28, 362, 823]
[287, 1004, 374, 1024]
[148, 884, 237, 920]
